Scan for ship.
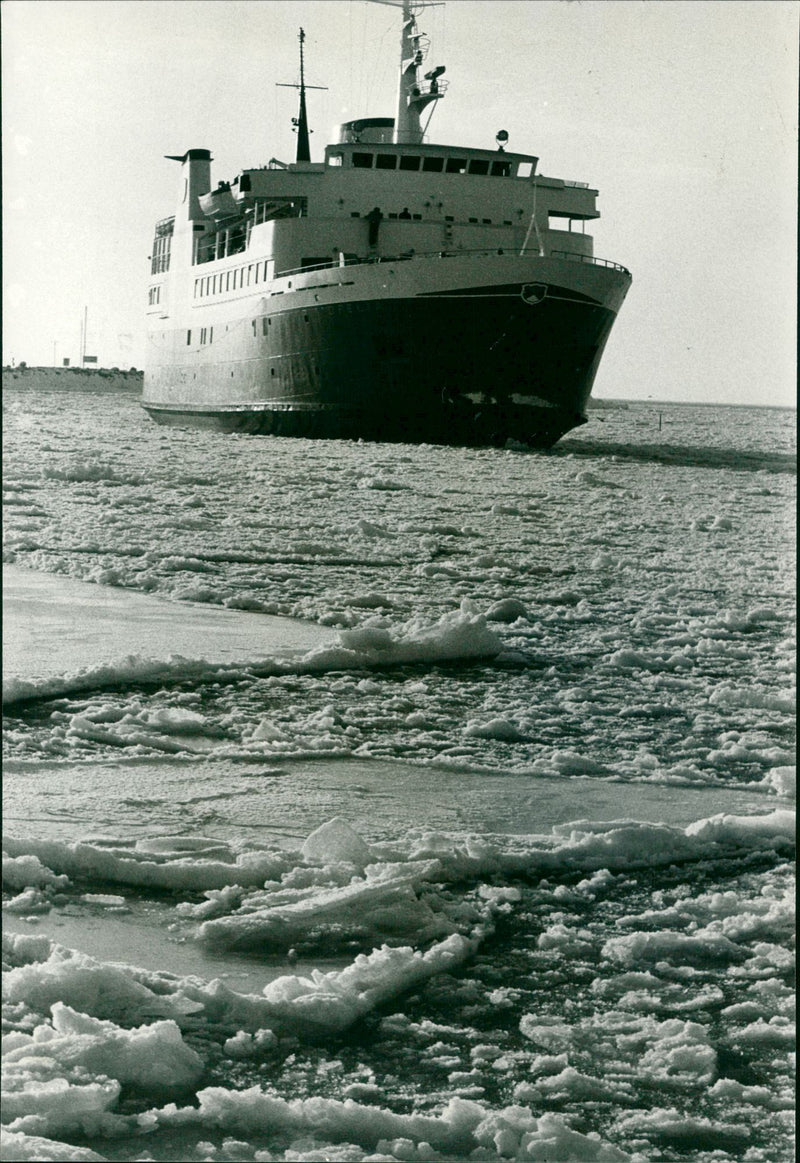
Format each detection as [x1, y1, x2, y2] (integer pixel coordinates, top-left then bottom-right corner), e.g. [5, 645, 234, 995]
[143, 1, 631, 449]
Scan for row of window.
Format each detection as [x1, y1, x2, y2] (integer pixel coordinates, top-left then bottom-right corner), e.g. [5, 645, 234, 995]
[194, 261, 274, 299]
[347, 152, 517, 178]
[186, 327, 214, 345]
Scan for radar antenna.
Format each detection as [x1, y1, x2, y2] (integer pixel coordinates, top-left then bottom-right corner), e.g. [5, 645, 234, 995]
[368, 1, 446, 144]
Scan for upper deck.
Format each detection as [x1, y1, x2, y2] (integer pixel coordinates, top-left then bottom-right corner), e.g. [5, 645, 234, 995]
[196, 138, 599, 230]
[164, 136, 600, 278]
[147, 136, 606, 313]
[148, 4, 619, 309]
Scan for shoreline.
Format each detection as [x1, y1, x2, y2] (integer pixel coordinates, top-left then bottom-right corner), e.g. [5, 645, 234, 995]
[2, 365, 143, 392]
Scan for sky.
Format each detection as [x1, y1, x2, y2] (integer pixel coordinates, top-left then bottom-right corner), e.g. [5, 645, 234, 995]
[2, 0, 797, 405]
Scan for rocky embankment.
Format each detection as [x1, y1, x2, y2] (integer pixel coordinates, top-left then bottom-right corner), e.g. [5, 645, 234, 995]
[3, 366, 143, 392]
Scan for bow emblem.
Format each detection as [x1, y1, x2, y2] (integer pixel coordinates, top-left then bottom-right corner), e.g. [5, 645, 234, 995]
[521, 283, 547, 305]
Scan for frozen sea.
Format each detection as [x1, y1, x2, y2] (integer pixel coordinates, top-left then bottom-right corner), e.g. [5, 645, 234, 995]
[2, 384, 796, 1163]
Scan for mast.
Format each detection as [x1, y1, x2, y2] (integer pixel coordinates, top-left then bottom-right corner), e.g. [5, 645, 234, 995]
[295, 28, 311, 163]
[277, 29, 327, 164]
[394, 0, 445, 145]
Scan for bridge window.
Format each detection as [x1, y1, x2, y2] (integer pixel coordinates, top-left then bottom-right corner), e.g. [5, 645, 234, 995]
[376, 154, 397, 170]
[446, 157, 467, 174]
[468, 159, 490, 175]
[399, 155, 421, 171]
[422, 156, 444, 172]
[517, 161, 534, 178]
[353, 152, 373, 168]
[491, 160, 511, 177]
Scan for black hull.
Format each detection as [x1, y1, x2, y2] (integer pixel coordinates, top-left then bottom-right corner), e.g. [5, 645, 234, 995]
[142, 399, 583, 449]
[144, 279, 624, 449]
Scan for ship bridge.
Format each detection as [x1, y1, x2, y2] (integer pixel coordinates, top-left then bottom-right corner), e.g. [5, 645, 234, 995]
[324, 139, 535, 179]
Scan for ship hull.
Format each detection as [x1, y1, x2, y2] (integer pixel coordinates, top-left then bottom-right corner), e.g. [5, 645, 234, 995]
[144, 255, 630, 448]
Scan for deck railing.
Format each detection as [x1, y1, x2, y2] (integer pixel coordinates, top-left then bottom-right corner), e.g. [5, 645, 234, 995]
[274, 247, 631, 281]
[551, 250, 630, 275]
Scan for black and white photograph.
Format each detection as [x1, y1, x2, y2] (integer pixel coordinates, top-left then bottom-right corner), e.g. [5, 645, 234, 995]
[2, 1, 796, 1160]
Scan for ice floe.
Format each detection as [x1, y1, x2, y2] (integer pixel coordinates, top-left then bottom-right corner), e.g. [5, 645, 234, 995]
[3, 393, 795, 1161]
